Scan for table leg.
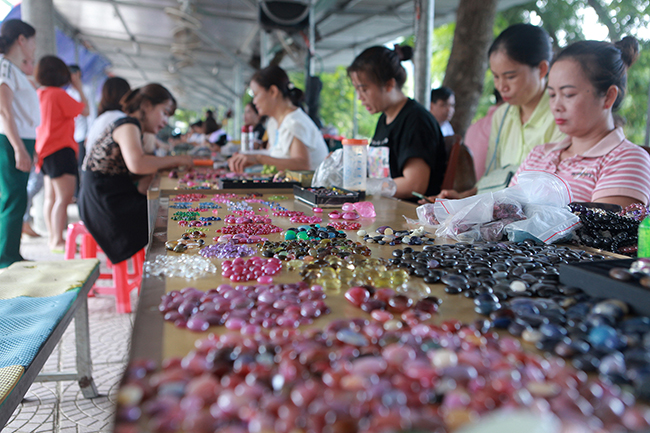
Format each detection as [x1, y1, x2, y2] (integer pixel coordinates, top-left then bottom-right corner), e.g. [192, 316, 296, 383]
[75, 297, 99, 398]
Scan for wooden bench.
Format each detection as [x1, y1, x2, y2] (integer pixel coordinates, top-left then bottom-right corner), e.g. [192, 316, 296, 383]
[0, 259, 100, 429]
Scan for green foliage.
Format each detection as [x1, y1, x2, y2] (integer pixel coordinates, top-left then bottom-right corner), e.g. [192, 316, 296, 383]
[431, 23, 455, 86]
[477, 0, 650, 144]
[170, 108, 200, 133]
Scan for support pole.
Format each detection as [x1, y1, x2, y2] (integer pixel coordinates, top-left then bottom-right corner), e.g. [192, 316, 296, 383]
[233, 64, 243, 138]
[413, 0, 434, 108]
[260, 30, 270, 68]
[353, 89, 359, 138]
[22, 0, 57, 61]
[308, 0, 316, 76]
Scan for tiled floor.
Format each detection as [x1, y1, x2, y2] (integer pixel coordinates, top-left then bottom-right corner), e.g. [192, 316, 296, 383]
[3, 204, 132, 433]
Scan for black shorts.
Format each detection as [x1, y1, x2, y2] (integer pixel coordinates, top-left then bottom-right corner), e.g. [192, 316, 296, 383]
[41, 147, 78, 179]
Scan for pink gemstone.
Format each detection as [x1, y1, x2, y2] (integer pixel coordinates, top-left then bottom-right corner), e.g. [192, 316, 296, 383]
[352, 201, 377, 218]
[345, 287, 370, 307]
[371, 310, 393, 322]
[342, 203, 354, 211]
[313, 207, 323, 213]
[224, 317, 246, 330]
[341, 211, 359, 220]
[328, 211, 341, 219]
[258, 275, 274, 284]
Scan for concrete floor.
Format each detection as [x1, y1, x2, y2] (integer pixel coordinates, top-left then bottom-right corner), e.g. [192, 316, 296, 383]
[3, 203, 132, 433]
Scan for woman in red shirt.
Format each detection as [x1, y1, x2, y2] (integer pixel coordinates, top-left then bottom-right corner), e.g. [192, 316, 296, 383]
[35, 55, 88, 252]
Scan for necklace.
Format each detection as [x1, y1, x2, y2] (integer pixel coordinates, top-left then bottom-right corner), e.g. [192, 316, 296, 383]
[569, 203, 646, 255]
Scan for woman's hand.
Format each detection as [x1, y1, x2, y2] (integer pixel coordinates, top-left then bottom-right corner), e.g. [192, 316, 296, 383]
[14, 146, 31, 172]
[228, 153, 257, 173]
[176, 155, 194, 168]
[435, 189, 461, 200]
[70, 71, 83, 91]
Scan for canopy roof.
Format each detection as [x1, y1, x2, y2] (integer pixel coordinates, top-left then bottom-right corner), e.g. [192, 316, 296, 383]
[50, 0, 530, 110]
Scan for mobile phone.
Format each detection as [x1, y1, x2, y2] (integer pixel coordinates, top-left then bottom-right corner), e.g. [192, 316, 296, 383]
[68, 64, 80, 73]
[412, 191, 433, 203]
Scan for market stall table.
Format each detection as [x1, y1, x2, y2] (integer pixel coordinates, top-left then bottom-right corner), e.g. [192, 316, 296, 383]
[119, 189, 650, 432]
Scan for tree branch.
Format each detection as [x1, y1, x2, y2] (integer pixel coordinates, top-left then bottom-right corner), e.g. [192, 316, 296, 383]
[586, 0, 622, 41]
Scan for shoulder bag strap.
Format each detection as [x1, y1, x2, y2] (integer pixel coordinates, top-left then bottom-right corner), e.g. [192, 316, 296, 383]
[485, 105, 511, 174]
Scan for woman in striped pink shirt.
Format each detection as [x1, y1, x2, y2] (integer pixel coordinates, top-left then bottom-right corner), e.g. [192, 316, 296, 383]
[512, 36, 650, 207]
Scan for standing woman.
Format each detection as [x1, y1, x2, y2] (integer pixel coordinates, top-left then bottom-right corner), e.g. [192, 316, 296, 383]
[0, 20, 38, 268]
[348, 45, 446, 199]
[228, 65, 329, 173]
[79, 84, 192, 264]
[35, 55, 89, 252]
[428, 23, 565, 201]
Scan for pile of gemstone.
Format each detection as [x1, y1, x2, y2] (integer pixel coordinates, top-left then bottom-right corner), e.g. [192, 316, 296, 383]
[158, 282, 329, 332]
[116, 319, 650, 433]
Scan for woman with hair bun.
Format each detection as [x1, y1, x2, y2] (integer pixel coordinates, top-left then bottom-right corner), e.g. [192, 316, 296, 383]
[79, 83, 192, 264]
[0, 19, 38, 267]
[348, 44, 446, 200]
[228, 65, 328, 173]
[512, 36, 650, 206]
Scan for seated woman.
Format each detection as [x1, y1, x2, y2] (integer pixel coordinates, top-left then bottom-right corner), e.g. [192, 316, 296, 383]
[512, 36, 650, 207]
[348, 45, 446, 200]
[228, 65, 329, 173]
[79, 84, 192, 264]
[421, 24, 564, 203]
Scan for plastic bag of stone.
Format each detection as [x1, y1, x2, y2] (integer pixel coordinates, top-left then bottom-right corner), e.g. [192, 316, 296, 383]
[366, 177, 397, 197]
[503, 172, 580, 244]
[435, 195, 496, 239]
[312, 149, 343, 188]
[506, 204, 580, 244]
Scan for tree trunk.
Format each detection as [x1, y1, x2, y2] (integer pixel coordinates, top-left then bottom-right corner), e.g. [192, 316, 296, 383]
[443, 0, 498, 137]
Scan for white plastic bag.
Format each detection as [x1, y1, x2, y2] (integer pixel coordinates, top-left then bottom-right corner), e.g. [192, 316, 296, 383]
[312, 149, 343, 188]
[416, 172, 580, 244]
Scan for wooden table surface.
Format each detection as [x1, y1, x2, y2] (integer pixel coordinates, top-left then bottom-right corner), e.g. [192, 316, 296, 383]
[129, 189, 494, 365]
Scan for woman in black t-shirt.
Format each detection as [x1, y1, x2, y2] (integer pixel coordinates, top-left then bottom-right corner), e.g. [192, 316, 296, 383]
[348, 45, 446, 200]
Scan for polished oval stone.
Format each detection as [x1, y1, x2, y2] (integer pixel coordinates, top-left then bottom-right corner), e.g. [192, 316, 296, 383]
[609, 267, 633, 281]
[336, 329, 368, 347]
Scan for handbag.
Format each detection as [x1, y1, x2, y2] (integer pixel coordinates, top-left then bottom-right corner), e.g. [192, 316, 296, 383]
[476, 105, 517, 194]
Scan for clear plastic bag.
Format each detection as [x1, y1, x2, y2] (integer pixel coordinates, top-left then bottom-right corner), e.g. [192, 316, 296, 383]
[312, 149, 343, 188]
[366, 177, 397, 197]
[419, 172, 580, 244]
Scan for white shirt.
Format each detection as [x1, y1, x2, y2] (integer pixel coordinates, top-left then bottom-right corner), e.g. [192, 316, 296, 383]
[85, 110, 126, 152]
[0, 56, 40, 139]
[66, 87, 88, 142]
[267, 108, 329, 170]
[440, 120, 455, 137]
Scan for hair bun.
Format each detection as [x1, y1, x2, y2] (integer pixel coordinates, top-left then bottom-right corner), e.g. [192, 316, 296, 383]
[615, 36, 639, 68]
[394, 44, 413, 62]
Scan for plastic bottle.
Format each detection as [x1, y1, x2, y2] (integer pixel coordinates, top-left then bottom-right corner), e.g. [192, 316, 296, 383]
[342, 138, 368, 191]
[248, 125, 255, 150]
[638, 217, 650, 257]
[240, 126, 249, 153]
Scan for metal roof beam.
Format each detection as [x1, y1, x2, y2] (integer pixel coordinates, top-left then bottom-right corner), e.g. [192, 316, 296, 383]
[182, 74, 232, 104]
[320, 23, 413, 61]
[195, 30, 254, 72]
[318, 0, 412, 41]
[73, 0, 177, 10]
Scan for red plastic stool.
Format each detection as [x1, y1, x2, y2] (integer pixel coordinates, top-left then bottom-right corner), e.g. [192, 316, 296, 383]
[65, 221, 144, 313]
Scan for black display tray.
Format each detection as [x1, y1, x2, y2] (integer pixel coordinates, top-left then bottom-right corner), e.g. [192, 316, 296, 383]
[218, 178, 300, 189]
[559, 258, 650, 316]
[293, 185, 365, 207]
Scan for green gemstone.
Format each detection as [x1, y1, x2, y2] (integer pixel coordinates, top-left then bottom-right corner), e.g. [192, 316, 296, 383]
[285, 230, 297, 240]
[297, 232, 309, 240]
